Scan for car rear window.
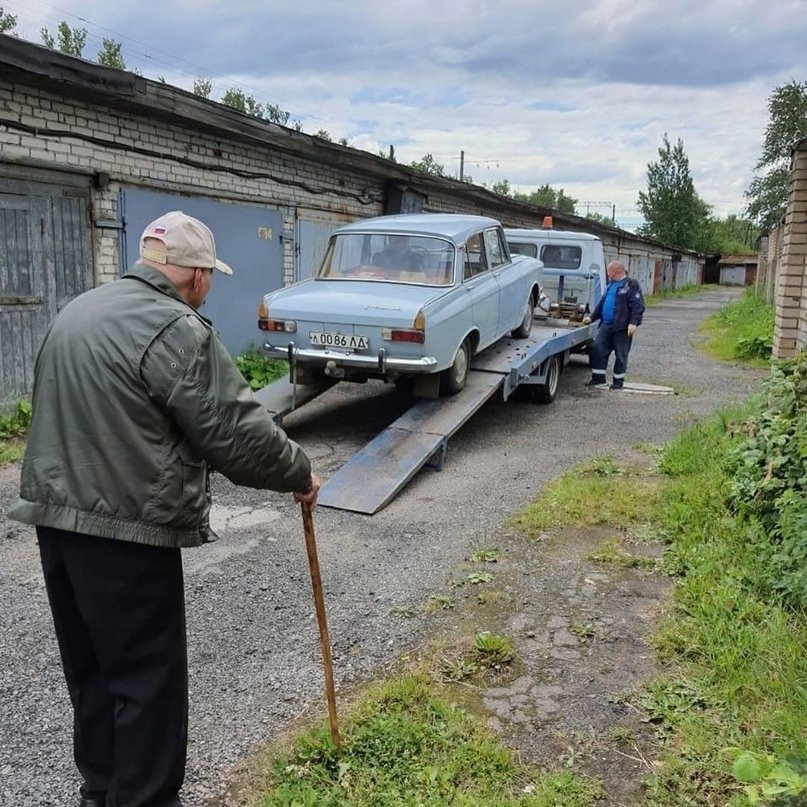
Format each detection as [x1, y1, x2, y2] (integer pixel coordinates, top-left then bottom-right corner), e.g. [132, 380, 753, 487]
[318, 233, 455, 285]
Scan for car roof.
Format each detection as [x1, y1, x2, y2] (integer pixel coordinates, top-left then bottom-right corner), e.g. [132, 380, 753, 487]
[503, 228, 601, 243]
[335, 214, 502, 245]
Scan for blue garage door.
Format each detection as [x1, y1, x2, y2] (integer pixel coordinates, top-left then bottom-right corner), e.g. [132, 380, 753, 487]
[121, 189, 282, 355]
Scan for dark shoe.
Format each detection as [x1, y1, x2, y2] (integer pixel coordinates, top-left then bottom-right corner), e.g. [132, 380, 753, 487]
[80, 798, 106, 807]
[609, 381, 624, 390]
[585, 377, 606, 387]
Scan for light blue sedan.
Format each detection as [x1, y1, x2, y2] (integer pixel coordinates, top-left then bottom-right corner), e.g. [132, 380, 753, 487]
[258, 214, 543, 395]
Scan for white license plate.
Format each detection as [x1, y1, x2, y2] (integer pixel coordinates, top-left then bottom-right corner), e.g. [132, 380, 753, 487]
[309, 331, 369, 350]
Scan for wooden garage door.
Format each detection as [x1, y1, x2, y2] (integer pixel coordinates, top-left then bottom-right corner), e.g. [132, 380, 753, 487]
[0, 181, 92, 404]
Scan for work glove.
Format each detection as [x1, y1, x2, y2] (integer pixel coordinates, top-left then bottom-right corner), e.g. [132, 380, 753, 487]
[582, 315, 591, 325]
[627, 324, 638, 337]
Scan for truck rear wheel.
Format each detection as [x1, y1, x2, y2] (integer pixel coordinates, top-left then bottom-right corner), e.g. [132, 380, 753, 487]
[535, 354, 561, 404]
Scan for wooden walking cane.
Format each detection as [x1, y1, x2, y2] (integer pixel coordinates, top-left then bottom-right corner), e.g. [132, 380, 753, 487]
[300, 500, 341, 747]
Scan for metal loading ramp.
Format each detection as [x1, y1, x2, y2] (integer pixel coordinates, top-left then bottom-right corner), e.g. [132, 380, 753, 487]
[317, 370, 505, 514]
[254, 376, 336, 421]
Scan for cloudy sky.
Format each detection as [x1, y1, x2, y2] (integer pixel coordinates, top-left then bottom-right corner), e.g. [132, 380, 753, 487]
[6, 0, 806, 229]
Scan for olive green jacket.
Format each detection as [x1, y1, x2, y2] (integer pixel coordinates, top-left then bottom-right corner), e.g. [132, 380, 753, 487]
[8, 263, 311, 548]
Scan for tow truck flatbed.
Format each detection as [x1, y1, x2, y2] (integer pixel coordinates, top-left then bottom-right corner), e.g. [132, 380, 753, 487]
[258, 318, 596, 514]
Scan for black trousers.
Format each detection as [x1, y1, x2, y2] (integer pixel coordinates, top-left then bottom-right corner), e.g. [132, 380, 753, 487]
[590, 323, 633, 380]
[37, 526, 187, 807]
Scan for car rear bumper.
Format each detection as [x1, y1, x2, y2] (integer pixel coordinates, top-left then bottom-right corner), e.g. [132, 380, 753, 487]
[262, 342, 439, 372]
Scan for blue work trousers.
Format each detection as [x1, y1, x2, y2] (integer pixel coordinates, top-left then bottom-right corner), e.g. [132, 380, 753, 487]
[590, 323, 632, 380]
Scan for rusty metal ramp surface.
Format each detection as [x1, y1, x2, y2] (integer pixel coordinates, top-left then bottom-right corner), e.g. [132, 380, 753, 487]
[317, 371, 505, 514]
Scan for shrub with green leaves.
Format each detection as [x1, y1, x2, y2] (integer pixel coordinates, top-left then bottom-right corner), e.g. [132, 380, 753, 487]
[233, 349, 287, 390]
[730, 750, 807, 804]
[726, 354, 807, 608]
[0, 400, 32, 438]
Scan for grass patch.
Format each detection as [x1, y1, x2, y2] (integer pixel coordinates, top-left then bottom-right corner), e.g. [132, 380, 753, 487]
[471, 548, 500, 564]
[510, 367, 806, 802]
[588, 539, 658, 570]
[511, 458, 661, 536]
[641, 390, 807, 804]
[255, 674, 602, 806]
[644, 282, 720, 306]
[426, 596, 455, 613]
[471, 632, 515, 668]
[699, 289, 774, 365]
[476, 589, 505, 606]
[0, 436, 26, 464]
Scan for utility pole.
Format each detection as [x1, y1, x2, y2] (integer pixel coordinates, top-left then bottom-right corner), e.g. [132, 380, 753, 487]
[612, 204, 616, 224]
[459, 150, 465, 182]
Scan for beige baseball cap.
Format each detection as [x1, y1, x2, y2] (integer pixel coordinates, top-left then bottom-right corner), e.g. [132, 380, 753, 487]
[139, 211, 234, 275]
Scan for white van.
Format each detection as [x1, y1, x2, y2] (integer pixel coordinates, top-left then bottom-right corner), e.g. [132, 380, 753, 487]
[504, 225, 606, 320]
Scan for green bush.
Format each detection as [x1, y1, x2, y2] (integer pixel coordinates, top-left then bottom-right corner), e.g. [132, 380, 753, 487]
[233, 349, 287, 390]
[726, 353, 807, 608]
[0, 400, 32, 438]
[736, 335, 773, 359]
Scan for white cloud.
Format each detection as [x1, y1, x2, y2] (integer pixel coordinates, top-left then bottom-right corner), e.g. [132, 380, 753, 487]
[7, 0, 806, 224]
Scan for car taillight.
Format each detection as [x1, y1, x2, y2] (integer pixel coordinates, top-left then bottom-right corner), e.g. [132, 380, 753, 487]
[257, 299, 297, 332]
[388, 329, 424, 343]
[382, 308, 425, 342]
[258, 318, 297, 333]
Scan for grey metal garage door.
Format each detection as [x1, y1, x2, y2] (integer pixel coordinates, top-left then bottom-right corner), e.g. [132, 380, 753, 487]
[296, 209, 354, 282]
[0, 177, 92, 405]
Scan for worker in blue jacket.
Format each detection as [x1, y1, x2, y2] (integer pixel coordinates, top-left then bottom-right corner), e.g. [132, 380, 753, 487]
[583, 260, 645, 390]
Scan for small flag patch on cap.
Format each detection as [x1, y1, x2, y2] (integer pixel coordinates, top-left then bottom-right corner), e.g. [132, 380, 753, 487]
[139, 211, 233, 275]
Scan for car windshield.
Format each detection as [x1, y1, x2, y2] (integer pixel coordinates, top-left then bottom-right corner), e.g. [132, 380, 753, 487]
[318, 233, 455, 285]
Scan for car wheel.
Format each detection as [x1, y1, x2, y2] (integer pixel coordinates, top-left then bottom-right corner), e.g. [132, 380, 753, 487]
[535, 354, 561, 404]
[511, 296, 534, 339]
[440, 339, 471, 395]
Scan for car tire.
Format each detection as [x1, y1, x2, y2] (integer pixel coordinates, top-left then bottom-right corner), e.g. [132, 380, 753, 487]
[511, 296, 534, 339]
[535, 354, 561, 404]
[440, 338, 471, 395]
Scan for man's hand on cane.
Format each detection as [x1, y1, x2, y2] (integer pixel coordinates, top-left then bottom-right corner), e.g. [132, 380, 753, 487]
[294, 473, 322, 506]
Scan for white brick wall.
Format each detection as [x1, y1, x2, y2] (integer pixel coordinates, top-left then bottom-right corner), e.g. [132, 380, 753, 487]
[3, 83, 382, 285]
[3, 76, 700, 295]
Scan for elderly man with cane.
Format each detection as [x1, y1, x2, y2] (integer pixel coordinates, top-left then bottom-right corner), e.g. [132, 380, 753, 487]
[9, 211, 321, 807]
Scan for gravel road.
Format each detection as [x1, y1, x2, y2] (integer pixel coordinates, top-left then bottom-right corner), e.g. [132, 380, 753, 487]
[0, 288, 766, 807]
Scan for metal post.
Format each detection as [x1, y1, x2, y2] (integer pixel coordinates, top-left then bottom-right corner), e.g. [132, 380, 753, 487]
[459, 150, 465, 182]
